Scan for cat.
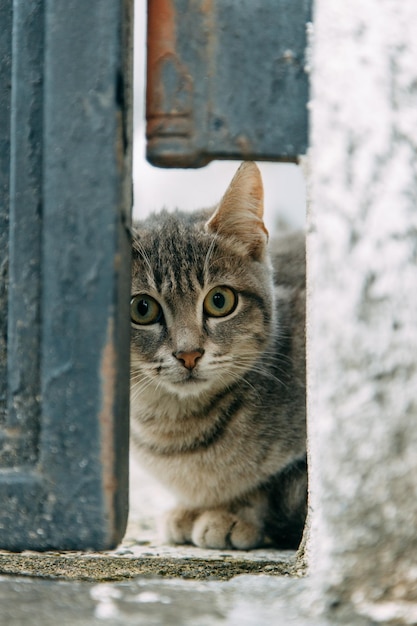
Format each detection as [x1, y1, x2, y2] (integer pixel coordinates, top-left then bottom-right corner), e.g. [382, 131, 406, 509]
[130, 162, 306, 550]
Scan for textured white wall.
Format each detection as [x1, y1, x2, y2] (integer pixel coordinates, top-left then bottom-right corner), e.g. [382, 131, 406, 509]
[308, 1, 417, 621]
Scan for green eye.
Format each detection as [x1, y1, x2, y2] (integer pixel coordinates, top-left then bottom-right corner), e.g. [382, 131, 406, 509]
[203, 286, 237, 318]
[130, 295, 162, 325]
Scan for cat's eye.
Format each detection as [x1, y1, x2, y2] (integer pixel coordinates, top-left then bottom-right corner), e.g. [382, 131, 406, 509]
[130, 294, 162, 325]
[203, 286, 237, 318]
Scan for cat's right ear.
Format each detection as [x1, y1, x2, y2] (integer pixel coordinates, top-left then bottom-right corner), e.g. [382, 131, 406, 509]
[205, 162, 268, 260]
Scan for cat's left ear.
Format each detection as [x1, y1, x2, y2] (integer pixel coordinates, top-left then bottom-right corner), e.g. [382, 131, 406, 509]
[205, 162, 268, 260]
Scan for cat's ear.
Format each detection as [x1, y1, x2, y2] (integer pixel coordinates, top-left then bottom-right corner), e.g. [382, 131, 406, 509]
[205, 162, 268, 259]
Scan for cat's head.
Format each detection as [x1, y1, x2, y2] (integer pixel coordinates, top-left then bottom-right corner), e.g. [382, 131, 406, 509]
[130, 162, 274, 400]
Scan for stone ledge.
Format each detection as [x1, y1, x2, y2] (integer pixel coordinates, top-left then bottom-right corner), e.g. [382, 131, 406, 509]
[0, 541, 299, 582]
[0, 573, 382, 626]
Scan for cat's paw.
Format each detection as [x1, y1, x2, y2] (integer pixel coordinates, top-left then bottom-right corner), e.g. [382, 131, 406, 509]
[164, 506, 262, 549]
[163, 507, 200, 545]
[192, 510, 262, 550]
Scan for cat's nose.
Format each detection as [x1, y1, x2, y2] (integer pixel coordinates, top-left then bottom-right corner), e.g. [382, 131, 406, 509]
[173, 349, 205, 370]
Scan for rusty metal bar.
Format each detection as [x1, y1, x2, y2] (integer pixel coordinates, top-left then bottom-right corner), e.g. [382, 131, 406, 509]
[146, 0, 311, 167]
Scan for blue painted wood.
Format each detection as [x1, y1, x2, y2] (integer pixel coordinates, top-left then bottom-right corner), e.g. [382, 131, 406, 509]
[0, 0, 11, 432]
[5, 0, 43, 466]
[0, 0, 132, 550]
[146, 0, 312, 167]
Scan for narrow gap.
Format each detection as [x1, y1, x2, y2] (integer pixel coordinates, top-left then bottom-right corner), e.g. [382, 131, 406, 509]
[126, 0, 307, 578]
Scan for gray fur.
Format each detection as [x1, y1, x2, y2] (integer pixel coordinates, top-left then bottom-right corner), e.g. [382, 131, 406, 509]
[130, 163, 306, 550]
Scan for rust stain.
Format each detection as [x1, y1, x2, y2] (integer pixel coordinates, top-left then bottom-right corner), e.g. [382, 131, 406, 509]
[99, 317, 117, 541]
[200, 0, 214, 14]
[146, 0, 194, 154]
[146, 0, 177, 115]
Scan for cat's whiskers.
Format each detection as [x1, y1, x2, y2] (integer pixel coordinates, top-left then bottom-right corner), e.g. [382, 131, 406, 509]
[131, 382, 151, 405]
[202, 233, 219, 282]
[244, 350, 293, 369]
[210, 356, 234, 365]
[258, 355, 295, 382]
[207, 355, 266, 389]
[133, 238, 154, 278]
[130, 368, 145, 380]
[131, 358, 171, 379]
[230, 358, 289, 389]
[206, 354, 259, 392]
[130, 373, 158, 392]
[130, 372, 161, 400]
[217, 366, 261, 398]
[239, 347, 295, 373]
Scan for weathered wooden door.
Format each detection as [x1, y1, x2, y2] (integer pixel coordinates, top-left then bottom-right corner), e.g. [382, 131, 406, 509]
[0, 0, 132, 550]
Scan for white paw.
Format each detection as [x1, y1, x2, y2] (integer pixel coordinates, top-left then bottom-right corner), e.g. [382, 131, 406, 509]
[192, 510, 262, 550]
[163, 507, 200, 544]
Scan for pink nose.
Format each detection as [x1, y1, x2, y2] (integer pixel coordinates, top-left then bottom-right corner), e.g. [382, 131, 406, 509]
[174, 349, 204, 370]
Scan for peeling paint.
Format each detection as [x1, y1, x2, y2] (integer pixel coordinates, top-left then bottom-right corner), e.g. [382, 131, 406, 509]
[99, 318, 118, 545]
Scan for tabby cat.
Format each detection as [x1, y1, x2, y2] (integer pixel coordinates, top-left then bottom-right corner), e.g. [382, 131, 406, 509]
[130, 162, 306, 550]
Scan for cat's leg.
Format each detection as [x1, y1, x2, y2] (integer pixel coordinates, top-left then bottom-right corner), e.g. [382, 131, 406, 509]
[265, 457, 308, 549]
[163, 507, 202, 545]
[164, 491, 268, 550]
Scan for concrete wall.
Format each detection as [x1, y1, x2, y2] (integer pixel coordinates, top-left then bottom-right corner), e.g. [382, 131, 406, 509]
[308, 1, 417, 622]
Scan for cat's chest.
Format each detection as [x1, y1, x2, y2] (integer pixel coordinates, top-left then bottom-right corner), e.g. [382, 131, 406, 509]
[130, 384, 302, 507]
[138, 440, 255, 507]
[132, 412, 288, 508]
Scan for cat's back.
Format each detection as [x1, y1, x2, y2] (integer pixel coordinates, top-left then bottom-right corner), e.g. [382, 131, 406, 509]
[270, 230, 305, 290]
[269, 230, 306, 407]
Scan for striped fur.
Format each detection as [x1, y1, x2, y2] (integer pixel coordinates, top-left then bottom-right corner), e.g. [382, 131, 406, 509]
[130, 163, 306, 549]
